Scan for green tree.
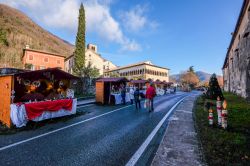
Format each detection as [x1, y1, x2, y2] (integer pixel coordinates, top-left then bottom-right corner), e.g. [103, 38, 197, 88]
[81, 62, 100, 93]
[81, 62, 100, 78]
[73, 3, 85, 76]
[188, 66, 194, 73]
[206, 73, 224, 100]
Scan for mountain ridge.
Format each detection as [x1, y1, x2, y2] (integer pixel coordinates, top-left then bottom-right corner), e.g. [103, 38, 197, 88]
[170, 71, 223, 84]
[0, 4, 74, 68]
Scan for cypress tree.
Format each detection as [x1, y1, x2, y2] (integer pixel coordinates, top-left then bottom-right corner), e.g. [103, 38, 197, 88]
[206, 73, 224, 100]
[73, 3, 85, 76]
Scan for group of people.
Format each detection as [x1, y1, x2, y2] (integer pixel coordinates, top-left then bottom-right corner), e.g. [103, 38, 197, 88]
[120, 83, 156, 112]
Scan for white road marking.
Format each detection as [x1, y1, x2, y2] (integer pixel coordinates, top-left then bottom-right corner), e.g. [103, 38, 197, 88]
[125, 95, 188, 166]
[77, 104, 94, 108]
[0, 105, 132, 152]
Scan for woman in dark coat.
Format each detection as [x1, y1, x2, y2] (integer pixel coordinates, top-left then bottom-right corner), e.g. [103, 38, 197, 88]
[134, 87, 141, 109]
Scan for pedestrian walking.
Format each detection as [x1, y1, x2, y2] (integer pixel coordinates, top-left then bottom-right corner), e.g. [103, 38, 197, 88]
[129, 87, 135, 104]
[134, 87, 141, 109]
[121, 86, 126, 105]
[146, 82, 156, 112]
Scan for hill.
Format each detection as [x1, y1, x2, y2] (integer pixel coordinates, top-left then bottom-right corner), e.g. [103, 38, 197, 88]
[0, 4, 74, 68]
[170, 71, 223, 86]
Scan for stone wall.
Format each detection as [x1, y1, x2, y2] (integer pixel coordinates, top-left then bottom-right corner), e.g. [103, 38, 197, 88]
[224, 16, 250, 100]
[223, 2, 250, 100]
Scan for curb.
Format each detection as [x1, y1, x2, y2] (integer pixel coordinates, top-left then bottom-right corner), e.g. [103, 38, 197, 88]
[192, 95, 208, 166]
[77, 96, 95, 101]
[77, 102, 96, 107]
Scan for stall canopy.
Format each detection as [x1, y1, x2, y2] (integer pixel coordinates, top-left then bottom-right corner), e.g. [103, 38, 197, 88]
[96, 77, 128, 82]
[130, 79, 148, 84]
[14, 68, 79, 80]
[154, 80, 163, 85]
[95, 77, 128, 104]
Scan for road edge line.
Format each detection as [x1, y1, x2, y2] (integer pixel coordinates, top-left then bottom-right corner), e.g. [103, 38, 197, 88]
[125, 95, 189, 166]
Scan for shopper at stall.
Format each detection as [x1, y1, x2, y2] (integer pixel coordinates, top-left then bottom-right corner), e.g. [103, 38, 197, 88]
[121, 86, 126, 105]
[129, 87, 135, 104]
[134, 87, 141, 109]
[146, 82, 156, 112]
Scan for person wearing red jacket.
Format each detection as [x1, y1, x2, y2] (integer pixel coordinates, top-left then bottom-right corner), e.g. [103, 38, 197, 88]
[146, 83, 156, 112]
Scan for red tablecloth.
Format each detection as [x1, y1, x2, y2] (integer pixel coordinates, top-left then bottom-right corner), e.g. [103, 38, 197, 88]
[24, 99, 73, 120]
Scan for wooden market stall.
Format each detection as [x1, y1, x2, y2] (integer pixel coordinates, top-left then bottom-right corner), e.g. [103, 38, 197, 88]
[154, 80, 164, 89]
[96, 77, 128, 105]
[0, 68, 78, 127]
[130, 79, 148, 90]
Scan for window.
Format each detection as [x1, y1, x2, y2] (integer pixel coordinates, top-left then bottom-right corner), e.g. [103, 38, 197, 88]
[57, 60, 61, 64]
[29, 54, 33, 60]
[44, 57, 49, 63]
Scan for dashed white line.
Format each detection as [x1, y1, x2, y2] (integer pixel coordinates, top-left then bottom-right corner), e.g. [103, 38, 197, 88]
[0, 105, 132, 152]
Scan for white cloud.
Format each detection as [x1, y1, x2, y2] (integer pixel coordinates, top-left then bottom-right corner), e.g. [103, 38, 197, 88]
[120, 4, 158, 32]
[0, 0, 42, 8]
[42, 0, 79, 30]
[121, 39, 141, 51]
[84, 0, 141, 51]
[0, 0, 141, 51]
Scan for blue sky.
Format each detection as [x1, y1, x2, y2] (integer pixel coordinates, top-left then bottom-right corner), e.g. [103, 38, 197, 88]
[0, 0, 243, 75]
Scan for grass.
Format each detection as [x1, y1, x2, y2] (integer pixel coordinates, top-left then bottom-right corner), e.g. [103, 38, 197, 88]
[194, 92, 250, 165]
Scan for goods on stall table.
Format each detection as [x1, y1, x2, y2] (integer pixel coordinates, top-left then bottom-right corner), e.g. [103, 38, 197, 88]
[10, 99, 77, 128]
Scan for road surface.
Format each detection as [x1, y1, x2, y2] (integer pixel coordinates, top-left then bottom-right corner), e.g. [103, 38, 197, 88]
[0, 92, 192, 166]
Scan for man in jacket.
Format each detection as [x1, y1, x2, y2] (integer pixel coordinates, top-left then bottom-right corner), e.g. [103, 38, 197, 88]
[146, 82, 156, 112]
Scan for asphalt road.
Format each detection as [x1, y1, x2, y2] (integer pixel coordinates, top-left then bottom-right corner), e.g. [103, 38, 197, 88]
[0, 92, 190, 166]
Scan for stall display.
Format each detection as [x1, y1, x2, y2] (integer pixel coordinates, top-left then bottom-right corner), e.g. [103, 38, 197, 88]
[0, 68, 78, 127]
[10, 99, 77, 127]
[96, 77, 129, 105]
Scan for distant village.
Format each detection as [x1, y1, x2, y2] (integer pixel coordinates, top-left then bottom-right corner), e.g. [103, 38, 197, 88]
[8, 43, 170, 83]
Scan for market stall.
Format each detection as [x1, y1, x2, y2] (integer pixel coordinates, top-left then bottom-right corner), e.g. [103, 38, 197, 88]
[154, 80, 165, 95]
[96, 77, 129, 105]
[0, 68, 78, 127]
[130, 79, 148, 97]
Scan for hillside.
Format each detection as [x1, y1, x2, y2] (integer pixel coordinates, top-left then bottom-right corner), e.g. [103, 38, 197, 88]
[170, 71, 223, 86]
[0, 4, 74, 68]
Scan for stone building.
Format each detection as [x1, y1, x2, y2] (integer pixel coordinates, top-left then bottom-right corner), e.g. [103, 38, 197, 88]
[22, 45, 65, 70]
[104, 61, 169, 82]
[222, 0, 250, 100]
[65, 44, 116, 76]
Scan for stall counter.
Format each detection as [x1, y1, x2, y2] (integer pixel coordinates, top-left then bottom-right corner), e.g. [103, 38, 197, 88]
[111, 93, 130, 105]
[10, 99, 77, 128]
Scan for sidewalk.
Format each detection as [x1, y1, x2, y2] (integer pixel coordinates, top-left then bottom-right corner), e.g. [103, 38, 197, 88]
[151, 94, 205, 166]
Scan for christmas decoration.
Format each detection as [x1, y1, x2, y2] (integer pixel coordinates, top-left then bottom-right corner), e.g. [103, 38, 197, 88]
[208, 108, 213, 125]
[216, 96, 222, 126]
[222, 100, 228, 129]
[206, 73, 224, 100]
